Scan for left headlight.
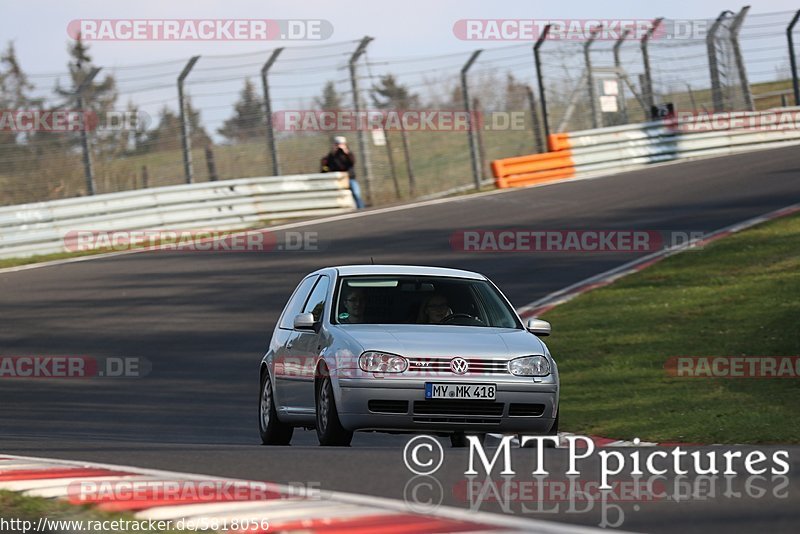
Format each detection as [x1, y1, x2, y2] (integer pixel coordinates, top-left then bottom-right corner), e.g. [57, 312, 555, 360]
[508, 355, 550, 376]
[359, 351, 408, 373]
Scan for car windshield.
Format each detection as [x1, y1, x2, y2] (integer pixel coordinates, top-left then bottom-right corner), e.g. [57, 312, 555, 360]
[334, 275, 521, 328]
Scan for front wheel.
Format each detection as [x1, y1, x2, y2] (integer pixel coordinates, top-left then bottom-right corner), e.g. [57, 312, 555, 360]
[316, 376, 353, 446]
[259, 371, 293, 445]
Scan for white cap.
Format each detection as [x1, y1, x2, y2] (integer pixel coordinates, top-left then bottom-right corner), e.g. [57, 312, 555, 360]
[333, 135, 347, 144]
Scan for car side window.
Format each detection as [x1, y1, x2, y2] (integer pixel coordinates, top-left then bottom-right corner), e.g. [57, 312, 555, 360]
[278, 276, 318, 330]
[302, 275, 330, 323]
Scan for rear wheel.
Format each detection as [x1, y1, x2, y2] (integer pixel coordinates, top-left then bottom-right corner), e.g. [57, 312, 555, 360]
[316, 375, 353, 446]
[259, 371, 293, 445]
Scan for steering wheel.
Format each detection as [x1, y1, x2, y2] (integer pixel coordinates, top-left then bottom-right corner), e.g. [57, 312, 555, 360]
[440, 313, 483, 325]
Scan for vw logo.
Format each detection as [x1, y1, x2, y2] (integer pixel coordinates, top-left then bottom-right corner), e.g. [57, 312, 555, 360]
[450, 357, 469, 375]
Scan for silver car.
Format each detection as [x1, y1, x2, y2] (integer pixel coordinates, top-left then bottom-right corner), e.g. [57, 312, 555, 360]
[259, 265, 559, 446]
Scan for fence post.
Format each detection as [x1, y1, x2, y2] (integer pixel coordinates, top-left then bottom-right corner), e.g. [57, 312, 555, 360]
[261, 48, 284, 176]
[349, 37, 374, 204]
[473, 97, 487, 179]
[787, 10, 800, 106]
[76, 67, 101, 196]
[534, 24, 551, 145]
[584, 27, 602, 129]
[613, 29, 631, 124]
[707, 11, 733, 112]
[205, 145, 218, 181]
[400, 129, 416, 197]
[141, 165, 149, 189]
[526, 85, 544, 153]
[382, 125, 401, 199]
[641, 18, 663, 114]
[729, 6, 753, 111]
[178, 56, 200, 184]
[461, 50, 483, 189]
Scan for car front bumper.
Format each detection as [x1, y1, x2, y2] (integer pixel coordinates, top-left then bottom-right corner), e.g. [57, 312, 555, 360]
[336, 378, 558, 434]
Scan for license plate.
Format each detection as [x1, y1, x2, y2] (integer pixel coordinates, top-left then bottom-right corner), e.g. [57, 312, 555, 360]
[425, 383, 496, 400]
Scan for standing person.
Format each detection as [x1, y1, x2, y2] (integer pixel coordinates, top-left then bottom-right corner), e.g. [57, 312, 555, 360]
[321, 135, 364, 209]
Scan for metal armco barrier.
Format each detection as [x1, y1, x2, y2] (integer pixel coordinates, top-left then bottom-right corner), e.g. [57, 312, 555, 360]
[0, 172, 355, 259]
[492, 108, 800, 188]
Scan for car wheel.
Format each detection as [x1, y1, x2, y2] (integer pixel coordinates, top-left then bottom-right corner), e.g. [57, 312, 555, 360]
[316, 375, 353, 446]
[519, 411, 559, 448]
[450, 432, 486, 448]
[259, 371, 293, 445]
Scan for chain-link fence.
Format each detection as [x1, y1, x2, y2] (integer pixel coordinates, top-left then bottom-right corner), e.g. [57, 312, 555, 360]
[1, 8, 799, 208]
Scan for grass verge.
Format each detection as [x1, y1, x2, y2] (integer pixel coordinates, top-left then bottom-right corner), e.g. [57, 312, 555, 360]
[544, 212, 800, 444]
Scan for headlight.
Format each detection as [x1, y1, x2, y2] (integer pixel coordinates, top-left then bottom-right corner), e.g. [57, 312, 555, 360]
[508, 355, 550, 376]
[359, 351, 408, 373]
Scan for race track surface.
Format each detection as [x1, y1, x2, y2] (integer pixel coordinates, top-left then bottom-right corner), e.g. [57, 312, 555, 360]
[2, 146, 800, 532]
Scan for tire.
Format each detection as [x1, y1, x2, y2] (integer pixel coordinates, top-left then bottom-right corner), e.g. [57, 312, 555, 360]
[450, 432, 486, 448]
[519, 411, 559, 448]
[316, 375, 353, 446]
[259, 371, 293, 445]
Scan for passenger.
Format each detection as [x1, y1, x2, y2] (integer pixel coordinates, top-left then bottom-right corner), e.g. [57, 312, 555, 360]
[418, 293, 452, 324]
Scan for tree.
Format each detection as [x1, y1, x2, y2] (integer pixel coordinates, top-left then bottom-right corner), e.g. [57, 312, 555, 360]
[0, 42, 42, 170]
[51, 35, 119, 154]
[504, 73, 528, 111]
[371, 74, 418, 110]
[218, 79, 265, 142]
[316, 81, 343, 111]
[144, 98, 211, 153]
[55, 35, 117, 117]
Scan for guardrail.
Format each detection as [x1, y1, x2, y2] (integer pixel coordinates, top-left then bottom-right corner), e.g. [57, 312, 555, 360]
[0, 172, 355, 259]
[492, 108, 800, 188]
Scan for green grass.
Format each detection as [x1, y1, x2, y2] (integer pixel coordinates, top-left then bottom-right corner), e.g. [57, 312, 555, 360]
[0, 490, 189, 533]
[543, 212, 800, 444]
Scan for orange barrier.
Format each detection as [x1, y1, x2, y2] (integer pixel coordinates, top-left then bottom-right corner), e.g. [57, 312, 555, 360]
[491, 134, 575, 188]
[547, 133, 572, 152]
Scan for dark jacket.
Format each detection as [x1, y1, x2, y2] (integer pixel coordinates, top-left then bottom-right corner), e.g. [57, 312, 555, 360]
[321, 147, 356, 179]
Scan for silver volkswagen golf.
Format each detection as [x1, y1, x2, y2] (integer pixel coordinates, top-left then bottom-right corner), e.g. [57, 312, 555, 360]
[259, 265, 559, 446]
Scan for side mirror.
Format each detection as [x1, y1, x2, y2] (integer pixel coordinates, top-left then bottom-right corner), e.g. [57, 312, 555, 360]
[526, 318, 551, 337]
[293, 312, 316, 330]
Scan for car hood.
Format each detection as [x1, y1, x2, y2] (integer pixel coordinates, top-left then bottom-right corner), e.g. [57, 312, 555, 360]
[333, 324, 545, 359]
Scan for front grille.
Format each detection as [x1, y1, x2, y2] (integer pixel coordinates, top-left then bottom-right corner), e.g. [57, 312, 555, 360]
[508, 403, 546, 417]
[406, 357, 508, 375]
[413, 400, 504, 416]
[413, 416, 501, 425]
[368, 400, 409, 414]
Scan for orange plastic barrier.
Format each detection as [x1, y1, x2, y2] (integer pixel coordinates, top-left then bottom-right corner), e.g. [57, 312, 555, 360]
[491, 134, 574, 188]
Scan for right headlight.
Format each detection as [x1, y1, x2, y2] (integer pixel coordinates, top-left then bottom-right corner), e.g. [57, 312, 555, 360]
[508, 355, 550, 377]
[359, 351, 408, 373]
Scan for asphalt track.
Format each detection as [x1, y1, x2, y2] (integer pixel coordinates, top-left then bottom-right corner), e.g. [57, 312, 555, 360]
[2, 146, 800, 532]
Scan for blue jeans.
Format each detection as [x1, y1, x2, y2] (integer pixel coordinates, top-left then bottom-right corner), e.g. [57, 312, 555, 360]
[349, 178, 365, 209]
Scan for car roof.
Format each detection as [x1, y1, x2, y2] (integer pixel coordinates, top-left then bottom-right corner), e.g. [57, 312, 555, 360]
[330, 265, 486, 280]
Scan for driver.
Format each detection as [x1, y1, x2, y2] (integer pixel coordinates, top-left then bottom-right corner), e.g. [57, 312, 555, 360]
[339, 287, 366, 323]
[418, 293, 452, 324]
